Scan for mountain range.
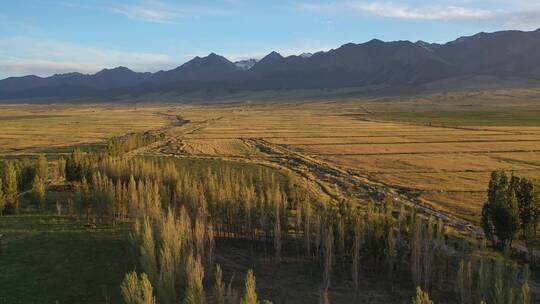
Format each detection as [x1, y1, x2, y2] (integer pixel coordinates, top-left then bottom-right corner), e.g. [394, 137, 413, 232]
[2, 28, 540, 100]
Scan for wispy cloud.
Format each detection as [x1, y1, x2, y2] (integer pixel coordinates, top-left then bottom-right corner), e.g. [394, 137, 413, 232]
[350, 2, 493, 20]
[63, 0, 235, 24]
[112, 1, 179, 24]
[299, 1, 540, 29]
[0, 37, 180, 79]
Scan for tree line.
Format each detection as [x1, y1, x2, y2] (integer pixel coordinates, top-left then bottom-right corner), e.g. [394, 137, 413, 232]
[106, 132, 164, 157]
[0, 155, 61, 214]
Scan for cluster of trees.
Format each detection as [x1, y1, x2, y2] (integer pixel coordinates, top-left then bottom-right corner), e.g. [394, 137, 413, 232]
[121, 191, 272, 303]
[125, 208, 213, 304]
[0, 155, 55, 214]
[455, 256, 533, 304]
[482, 171, 539, 247]
[106, 132, 163, 157]
[55, 153, 288, 303]
[72, 156, 294, 230]
[121, 266, 266, 304]
[57, 148, 536, 303]
[66, 148, 97, 182]
[304, 199, 532, 304]
[67, 131, 164, 182]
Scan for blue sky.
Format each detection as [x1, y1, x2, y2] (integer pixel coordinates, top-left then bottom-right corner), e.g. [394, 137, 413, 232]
[1, 0, 540, 79]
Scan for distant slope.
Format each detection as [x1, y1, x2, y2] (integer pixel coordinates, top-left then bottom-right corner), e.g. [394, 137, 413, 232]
[2, 28, 540, 101]
[0, 67, 151, 99]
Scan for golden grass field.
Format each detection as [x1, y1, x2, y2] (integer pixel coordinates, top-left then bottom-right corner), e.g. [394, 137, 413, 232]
[0, 104, 169, 155]
[169, 92, 540, 223]
[2, 89, 540, 223]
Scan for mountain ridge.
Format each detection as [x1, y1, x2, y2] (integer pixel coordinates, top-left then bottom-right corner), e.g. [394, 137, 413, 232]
[2, 28, 540, 100]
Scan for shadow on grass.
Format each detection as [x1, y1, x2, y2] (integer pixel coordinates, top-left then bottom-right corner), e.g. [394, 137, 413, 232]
[0, 215, 134, 304]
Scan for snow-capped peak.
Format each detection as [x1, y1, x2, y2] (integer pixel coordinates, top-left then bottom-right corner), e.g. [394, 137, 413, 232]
[234, 59, 259, 70]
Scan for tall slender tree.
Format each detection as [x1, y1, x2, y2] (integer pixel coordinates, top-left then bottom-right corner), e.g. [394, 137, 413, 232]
[158, 244, 176, 304]
[31, 174, 46, 209]
[57, 157, 66, 181]
[3, 162, 18, 214]
[321, 226, 333, 304]
[412, 287, 434, 304]
[36, 155, 48, 182]
[213, 265, 225, 304]
[352, 219, 362, 293]
[520, 281, 532, 304]
[140, 218, 158, 285]
[184, 253, 205, 304]
[241, 269, 258, 304]
[0, 178, 5, 215]
[120, 271, 156, 304]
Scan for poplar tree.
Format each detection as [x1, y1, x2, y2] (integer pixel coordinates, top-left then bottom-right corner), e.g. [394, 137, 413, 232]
[456, 259, 473, 304]
[120, 272, 156, 304]
[3, 162, 18, 214]
[304, 201, 312, 256]
[352, 219, 362, 293]
[184, 253, 205, 304]
[158, 244, 176, 304]
[476, 258, 491, 303]
[140, 218, 158, 286]
[57, 157, 66, 181]
[520, 281, 532, 304]
[411, 287, 434, 304]
[0, 178, 5, 215]
[482, 171, 520, 247]
[411, 219, 422, 287]
[385, 227, 396, 283]
[517, 178, 539, 241]
[31, 174, 46, 209]
[321, 226, 333, 304]
[213, 265, 225, 304]
[241, 269, 257, 304]
[273, 202, 282, 258]
[493, 260, 505, 304]
[36, 154, 48, 182]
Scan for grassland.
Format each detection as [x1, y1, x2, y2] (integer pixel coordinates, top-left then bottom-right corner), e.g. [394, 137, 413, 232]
[0, 215, 134, 304]
[1, 90, 540, 303]
[0, 104, 170, 156]
[2, 95, 539, 223]
[369, 110, 540, 126]
[158, 95, 540, 223]
[0, 216, 410, 304]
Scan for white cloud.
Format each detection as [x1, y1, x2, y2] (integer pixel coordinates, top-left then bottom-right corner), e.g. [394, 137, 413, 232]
[299, 1, 540, 29]
[350, 2, 493, 20]
[112, 1, 180, 24]
[0, 37, 180, 79]
[63, 0, 235, 24]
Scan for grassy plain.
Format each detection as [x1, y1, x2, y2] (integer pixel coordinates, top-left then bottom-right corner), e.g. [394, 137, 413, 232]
[370, 111, 540, 126]
[0, 104, 169, 156]
[166, 92, 540, 223]
[0, 215, 134, 304]
[1, 89, 540, 303]
[1, 89, 539, 224]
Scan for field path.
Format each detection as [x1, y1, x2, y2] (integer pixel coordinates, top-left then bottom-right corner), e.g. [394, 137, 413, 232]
[247, 138, 540, 261]
[249, 139, 480, 230]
